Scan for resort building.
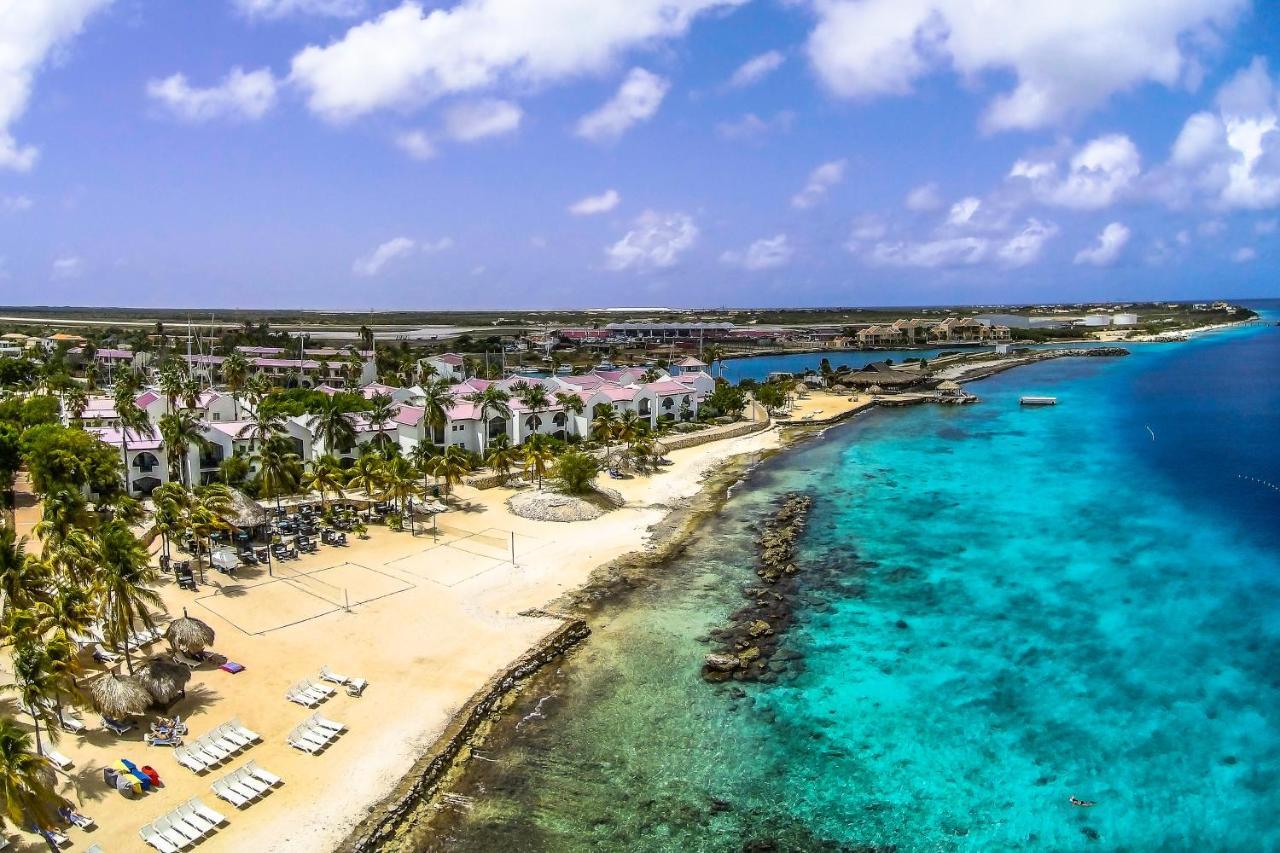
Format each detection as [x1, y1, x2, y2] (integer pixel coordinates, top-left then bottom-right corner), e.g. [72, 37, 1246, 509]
[423, 352, 466, 381]
[89, 427, 171, 496]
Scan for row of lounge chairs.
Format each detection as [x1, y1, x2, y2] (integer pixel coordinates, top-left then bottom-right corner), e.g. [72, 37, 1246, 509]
[211, 762, 281, 808]
[285, 678, 335, 707]
[320, 664, 368, 697]
[286, 714, 344, 754]
[74, 622, 166, 659]
[139, 798, 226, 852]
[173, 719, 259, 773]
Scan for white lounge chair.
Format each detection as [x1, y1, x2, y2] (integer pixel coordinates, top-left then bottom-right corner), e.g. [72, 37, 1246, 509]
[45, 749, 73, 770]
[173, 802, 214, 835]
[57, 713, 86, 734]
[244, 760, 280, 787]
[211, 779, 250, 808]
[173, 650, 203, 669]
[188, 798, 226, 827]
[214, 724, 250, 748]
[145, 819, 189, 850]
[232, 767, 270, 796]
[174, 746, 207, 773]
[139, 827, 180, 853]
[160, 813, 203, 844]
[296, 725, 331, 749]
[303, 678, 334, 698]
[310, 713, 346, 733]
[229, 717, 260, 741]
[45, 828, 70, 848]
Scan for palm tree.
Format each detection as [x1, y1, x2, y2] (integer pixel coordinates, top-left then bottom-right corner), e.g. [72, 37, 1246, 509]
[427, 445, 473, 497]
[35, 585, 95, 647]
[591, 405, 620, 454]
[705, 344, 725, 379]
[156, 360, 185, 414]
[484, 434, 520, 483]
[158, 410, 210, 487]
[408, 440, 439, 496]
[346, 453, 384, 503]
[244, 372, 272, 412]
[305, 455, 346, 510]
[380, 456, 419, 514]
[521, 437, 555, 490]
[0, 529, 49, 616]
[555, 391, 585, 424]
[466, 384, 509, 449]
[366, 393, 397, 449]
[181, 374, 202, 411]
[237, 407, 286, 452]
[0, 717, 68, 834]
[342, 353, 364, 389]
[415, 378, 452, 447]
[150, 482, 191, 563]
[221, 351, 250, 417]
[95, 522, 162, 674]
[515, 383, 550, 441]
[615, 410, 645, 447]
[113, 374, 153, 493]
[6, 642, 64, 755]
[307, 396, 357, 458]
[188, 485, 234, 573]
[63, 384, 88, 422]
[255, 438, 301, 515]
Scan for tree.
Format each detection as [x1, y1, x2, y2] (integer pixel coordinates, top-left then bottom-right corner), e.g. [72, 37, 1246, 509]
[555, 450, 599, 495]
[554, 391, 585, 421]
[20, 425, 121, 497]
[255, 437, 301, 514]
[466, 385, 510, 449]
[346, 453, 384, 502]
[408, 440, 439, 495]
[343, 352, 364, 389]
[0, 717, 68, 834]
[755, 381, 787, 414]
[427, 445, 473, 496]
[704, 344, 725, 379]
[6, 643, 64, 756]
[366, 392, 397, 449]
[0, 528, 49, 616]
[484, 434, 519, 483]
[419, 378, 455, 446]
[706, 383, 747, 419]
[237, 407, 287, 452]
[222, 351, 250, 417]
[514, 383, 550, 440]
[307, 396, 358, 458]
[156, 360, 185, 414]
[521, 437, 555, 490]
[305, 456, 345, 510]
[158, 410, 209, 487]
[150, 482, 191, 563]
[591, 405, 620, 454]
[63, 384, 88, 422]
[95, 522, 162, 674]
[113, 373, 153, 493]
[380, 456, 419, 514]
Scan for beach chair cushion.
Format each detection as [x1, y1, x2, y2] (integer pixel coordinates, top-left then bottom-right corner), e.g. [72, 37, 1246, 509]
[219, 661, 245, 674]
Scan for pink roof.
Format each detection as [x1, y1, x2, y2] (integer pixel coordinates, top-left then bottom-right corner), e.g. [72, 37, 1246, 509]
[644, 379, 692, 395]
[676, 356, 706, 367]
[595, 385, 639, 402]
[252, 357, 323, 369]
[135, 390, 160, 409]
[314, 384, 343, 396]
[433, 353, 464, 366]
[184, 354, 225, 365]
[445, 401, 481, 421]
[393, 405, 424, 427]
[203, 420, 256, 439]
[360, 383, 398, 399]
[561, 374, 605, 390]
[91, 427, 162, 451]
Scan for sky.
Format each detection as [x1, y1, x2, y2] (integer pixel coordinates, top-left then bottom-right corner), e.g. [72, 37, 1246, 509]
[0, 0, 1278, 310]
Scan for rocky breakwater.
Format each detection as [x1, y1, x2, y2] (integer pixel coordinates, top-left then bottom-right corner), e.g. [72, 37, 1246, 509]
[702, 492, 812, 683]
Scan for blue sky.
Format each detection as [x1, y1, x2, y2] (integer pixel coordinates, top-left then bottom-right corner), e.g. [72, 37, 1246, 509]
[1, 0, 1278, 309]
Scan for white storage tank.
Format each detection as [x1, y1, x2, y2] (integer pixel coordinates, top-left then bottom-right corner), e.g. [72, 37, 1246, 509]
[1081, 314, 1112, 327]
[1113, 313, 1139, 326]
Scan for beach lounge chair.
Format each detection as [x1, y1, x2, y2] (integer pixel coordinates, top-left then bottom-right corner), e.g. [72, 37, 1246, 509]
[243, 761, 281, 787]
[303, 678, 335, 698]
[231, 767, 271, 796]
[172, 802, 215, 836]
[173, 746, 207, 773]
[286, 725, 324, 754]
[285, 686, 319, 708]
[102, 716, 133, 736]
[189, 741, 225, 766]
[173, 649, 204, 669]
[195, 737, 232, 762]
[57, 712, 86, 734]
[309, 713, 346, 733]
[146, 732, 183, 748]
[156, 814, 200, 845]
[222, 774, 261, 802]
[59, 806, 94, 830]
[214, 723, 251, 749]
[92, 644, 120, 663]
[210, 779, 250, 808]
[45, 749, 73, 770]
[228, 717, 260, 742]
[187, 798, 226, 828]
[141, 822, 185, 852]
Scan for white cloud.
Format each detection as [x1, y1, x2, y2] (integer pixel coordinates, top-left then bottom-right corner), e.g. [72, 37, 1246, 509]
[605, 210, 697, 270]
[806, 0, 1245, 132]
[1074, 222, 1131, 266]
[420, 236, 454, 253]
[791, 159, 846, 209]
[394, 129, 436, 160]
[847, 214, 887, 243]
[1, 195, 32, 213]
[1232, 246, 1256, 262]
[234, 0, 366, 17]
[576, 68, 669, 142]
[353, 236, 415, 276]
[0, 1, 112, 171]
[1158, 57, 1280, 209]
[51, 255, 83, 280]
[862, 218, 1056, 268]
[569, 189, 620, 216]
[289, 0, 740, 121]
[444, 98, 522, 141]
[727, 50, 784, 88]
[994, 219, 1058, 267]
[1256, 218, 1278, 234]
[946, 196, 982, 226]
[715, 110, 794, 141]
[905, 182, 943, 211]
[1010, 134, 1141, 209]
[721, 234, 793, 270]
[147, 67, 278, 122]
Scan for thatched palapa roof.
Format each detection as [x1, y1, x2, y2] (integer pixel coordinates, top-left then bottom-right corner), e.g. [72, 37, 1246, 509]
[220, 488, 271, 529]
[138, 656, 191, 705]
[90, 673, 150, 719]
[166, 613, 215, 653]
[839, 361, 921, 388]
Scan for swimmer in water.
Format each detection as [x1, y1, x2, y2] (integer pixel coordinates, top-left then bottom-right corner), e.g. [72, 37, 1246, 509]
[1070, 796, 1097, 807]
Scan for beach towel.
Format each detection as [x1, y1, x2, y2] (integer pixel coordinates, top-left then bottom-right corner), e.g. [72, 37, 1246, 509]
[220, 661, 245, 673]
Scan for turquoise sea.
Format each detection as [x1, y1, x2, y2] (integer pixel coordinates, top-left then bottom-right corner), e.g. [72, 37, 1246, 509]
[432, 307, 1280, 852]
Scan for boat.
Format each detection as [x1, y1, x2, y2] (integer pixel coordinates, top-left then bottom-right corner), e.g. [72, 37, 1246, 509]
[1020, 396, 1057, 406]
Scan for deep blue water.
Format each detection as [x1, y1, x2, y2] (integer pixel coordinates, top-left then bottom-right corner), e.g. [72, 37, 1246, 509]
[438, 309, 1280, 852]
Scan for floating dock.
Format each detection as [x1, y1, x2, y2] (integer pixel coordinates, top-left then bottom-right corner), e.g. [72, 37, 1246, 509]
[1020, 396, 1057, 406]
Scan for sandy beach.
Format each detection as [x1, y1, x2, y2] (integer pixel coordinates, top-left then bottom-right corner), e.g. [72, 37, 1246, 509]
[3, 412, 812, 853]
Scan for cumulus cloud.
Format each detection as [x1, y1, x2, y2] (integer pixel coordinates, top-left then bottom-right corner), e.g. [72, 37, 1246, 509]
[394, 130, 436, 160]
[147, 67, 278, 122]
[715, 111, 794, 141]
[605, 210, 698, 270]
[576, 68, 669, 142]
[1157, 57, 1280, 209]
[444, 98, 522, 141]
[721, 234, 793, 270]
[289, 0, 739, 121]
[792, 159, 846, 209]
[806, 0, 1244, 132]
[1074, 222, 1132, 265]
[352, 235, 451, 276]
[569, 189, 620, 216]
[727, 50, 784, 88]
[1, 195, 32, 213]
[946, 196, 982, 227]
[847, 214, 887, 244]
[905, 182, 943, 211]
[234, 0, 366, 17]
[0, 1, 112, 171]
[51, 255, 83, 280]
[1232, 246, 1256, 262]
[1010, 134, 1141, 209]
[863, 218, 1057, 268]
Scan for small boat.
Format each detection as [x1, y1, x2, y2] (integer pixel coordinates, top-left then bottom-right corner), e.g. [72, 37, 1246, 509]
[1020, 396, 1057, 406]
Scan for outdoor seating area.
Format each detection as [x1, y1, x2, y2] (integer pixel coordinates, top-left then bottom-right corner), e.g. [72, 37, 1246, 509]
[320, 664, 368, 697]
[285, 678, 335, 707]
[138, 798, 227, 851]
[173, 719, 259, 773]
[211, 761, 282, 808]
[286, 714, 345, 754]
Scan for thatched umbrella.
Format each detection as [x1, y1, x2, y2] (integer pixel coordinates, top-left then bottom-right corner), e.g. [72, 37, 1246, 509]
[166, 610, 215, 654]
[219, 488, 271, 531]
[138, 656, 191, 706]
[89, 673, 150, 719]
[867, 384, 884, 395]
[937, 380, 962, 395]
